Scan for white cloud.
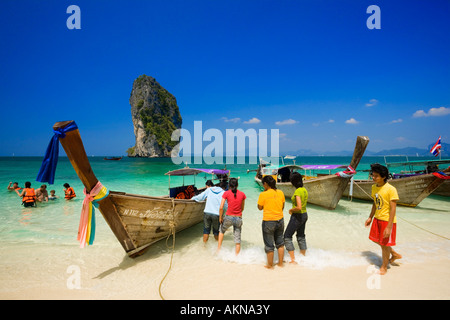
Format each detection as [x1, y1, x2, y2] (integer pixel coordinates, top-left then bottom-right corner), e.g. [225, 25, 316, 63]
[345, 118, 359, 124]
[275, 119, 298, 126]
[413, 107, 450, 118]
[390, 118, 403, 124]
[222, 117, 241, 123]
[312, 119, 333, 127]
[365, 99, 378, 107]
[243, 117, 261, 124]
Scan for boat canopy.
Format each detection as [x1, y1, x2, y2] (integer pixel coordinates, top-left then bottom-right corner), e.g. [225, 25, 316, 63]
[385, 159, 450, 168]
[298, 164, 347, 170]
[262, 164, 346, 172]
[165, 168, 230, 176]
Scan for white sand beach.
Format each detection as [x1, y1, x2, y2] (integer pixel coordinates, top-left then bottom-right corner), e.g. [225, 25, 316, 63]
[1, 216, 449, 300]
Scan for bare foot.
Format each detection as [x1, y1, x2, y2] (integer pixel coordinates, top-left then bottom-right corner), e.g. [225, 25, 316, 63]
[289, 260, 298, 265]
[264, 265, 274, 269]
[378, 266, 387, 275]
[390, 253, 402, 266]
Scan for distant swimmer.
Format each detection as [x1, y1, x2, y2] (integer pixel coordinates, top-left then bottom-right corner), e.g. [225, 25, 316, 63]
[63, 183, 76, 200]
[18, 181, 36, 207]
[7, 182, 22, 193]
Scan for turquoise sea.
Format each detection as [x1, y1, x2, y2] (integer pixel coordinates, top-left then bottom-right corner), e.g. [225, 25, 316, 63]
[1, 155, 449, 253]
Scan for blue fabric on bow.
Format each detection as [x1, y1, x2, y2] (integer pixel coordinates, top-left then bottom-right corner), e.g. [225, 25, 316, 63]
[36, 122, 78, 185]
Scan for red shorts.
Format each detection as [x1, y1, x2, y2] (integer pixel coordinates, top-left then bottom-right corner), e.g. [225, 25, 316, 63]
[369, 218, 396, 246]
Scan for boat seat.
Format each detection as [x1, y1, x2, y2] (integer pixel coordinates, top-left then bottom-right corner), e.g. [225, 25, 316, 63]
[169, 185, 197, 199]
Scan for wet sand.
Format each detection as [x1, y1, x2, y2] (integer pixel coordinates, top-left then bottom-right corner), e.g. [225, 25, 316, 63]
[1, 237, 449, 300]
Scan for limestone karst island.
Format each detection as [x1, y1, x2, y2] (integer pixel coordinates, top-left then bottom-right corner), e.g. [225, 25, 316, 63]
[127, 75, 182, 157]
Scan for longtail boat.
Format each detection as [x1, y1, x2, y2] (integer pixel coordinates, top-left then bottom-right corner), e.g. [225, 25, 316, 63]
[253, 136, 370, 210]
[343, 159, 450, 206]
[103, 156, 123, 160]
[48, 121, 230, 257]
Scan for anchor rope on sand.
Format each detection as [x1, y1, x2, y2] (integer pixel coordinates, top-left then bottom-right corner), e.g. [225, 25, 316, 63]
[158, 198, 177, 300]
[396, 216, 450, 241]
[351, 180, 450, 241]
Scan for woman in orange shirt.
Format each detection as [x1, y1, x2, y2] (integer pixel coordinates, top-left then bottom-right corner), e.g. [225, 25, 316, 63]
[257, 175, 285, 269]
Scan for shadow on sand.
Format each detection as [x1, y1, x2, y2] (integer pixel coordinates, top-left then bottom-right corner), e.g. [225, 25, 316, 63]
[94, 223, 204, 279]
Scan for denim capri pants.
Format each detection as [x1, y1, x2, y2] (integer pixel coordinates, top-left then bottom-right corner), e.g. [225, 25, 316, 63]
[203, 212, 220, 236]
[284, 212, 308, 252]
[220, 215, 243, 243]
[262, 218, 284, 253]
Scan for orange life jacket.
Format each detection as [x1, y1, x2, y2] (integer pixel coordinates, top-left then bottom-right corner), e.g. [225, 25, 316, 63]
[65, 187, 76, 199]
[22, 188, 36, 203]
[175, 185, 195, 199]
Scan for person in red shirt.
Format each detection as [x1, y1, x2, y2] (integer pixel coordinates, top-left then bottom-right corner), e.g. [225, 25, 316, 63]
[217, 178, 246, 255]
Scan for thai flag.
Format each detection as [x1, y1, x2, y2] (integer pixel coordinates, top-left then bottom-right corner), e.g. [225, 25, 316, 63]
[430, 136, 441, 157]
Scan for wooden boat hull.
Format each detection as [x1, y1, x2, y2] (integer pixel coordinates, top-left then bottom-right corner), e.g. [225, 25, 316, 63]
[433, 180, 450, 197]
[53, 120, 206, 257]
[255, 174, 350, 210]
[343, 174, 445, 207]
[109, 192, 205, 256]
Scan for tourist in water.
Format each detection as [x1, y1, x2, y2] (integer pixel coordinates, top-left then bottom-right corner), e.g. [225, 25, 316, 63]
[63, 183, 76, 200]
[217, 178, 246, 255]
[35, 184, 49, 202]
[192, 180, 227, 243]
[257, 175, 285, 269]
[284, 172, 308, 264]
[48, 190, 59, 200]
[7, 182, 22, 193]
[17, 181, 36, 207]
[365, 163, 402, 275]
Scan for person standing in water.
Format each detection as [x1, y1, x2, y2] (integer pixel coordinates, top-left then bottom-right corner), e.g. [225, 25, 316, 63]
[365, 163, 402, 275]
[217, 178, 246, 255]
[257, 175, 285, 269]
[18, 181, 36, 207]
[284, 172, 308, 264]
[8, 182, 22, 193]
[192, 180, 227, 244]
[63, 183, 76, 200]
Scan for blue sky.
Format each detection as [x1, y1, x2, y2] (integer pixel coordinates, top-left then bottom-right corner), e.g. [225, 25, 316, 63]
[0, 0, 449, 156]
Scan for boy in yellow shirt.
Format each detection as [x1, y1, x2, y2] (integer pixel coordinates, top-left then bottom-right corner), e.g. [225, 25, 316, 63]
[365, 164, 402, 275]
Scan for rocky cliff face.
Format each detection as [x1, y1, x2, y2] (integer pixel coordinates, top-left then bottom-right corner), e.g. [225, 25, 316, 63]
[128, 75, 182, 157]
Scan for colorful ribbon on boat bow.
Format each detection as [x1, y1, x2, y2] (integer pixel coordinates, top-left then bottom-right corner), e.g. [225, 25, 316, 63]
[335, 166, 356, 178]
[432, 171, 450, 180]
[36, 121, 79, 185]
[78, 181, 109, 248]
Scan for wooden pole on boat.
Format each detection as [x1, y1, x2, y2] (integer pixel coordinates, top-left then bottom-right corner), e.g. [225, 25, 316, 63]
[349, 136, 370, 170]
[328, 135, 370, 209]
[53, 121, 137, 254]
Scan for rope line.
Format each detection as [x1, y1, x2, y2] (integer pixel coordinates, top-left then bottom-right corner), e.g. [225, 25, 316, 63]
[396, 215, 450, 241]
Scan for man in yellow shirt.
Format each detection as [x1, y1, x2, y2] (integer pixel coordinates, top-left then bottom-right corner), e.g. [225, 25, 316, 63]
[257, 175, 285, 269]
[365, 164, 402, 275]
